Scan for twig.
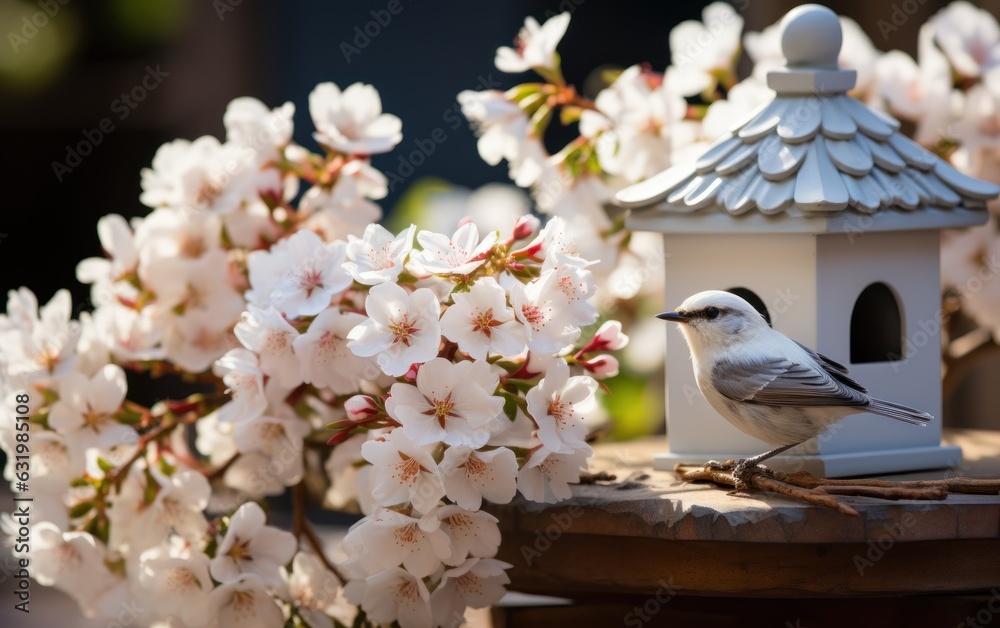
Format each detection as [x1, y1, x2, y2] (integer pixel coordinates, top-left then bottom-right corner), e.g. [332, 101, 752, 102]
[205, 454, 239, 480]
[291, 480, 348, 585]
[303, 518, 348, 585]
[675, 464, 859, 515]
[767, 470, 1000, 495]
[292, 482, 307, 540]
[675, 463, 1000, 515]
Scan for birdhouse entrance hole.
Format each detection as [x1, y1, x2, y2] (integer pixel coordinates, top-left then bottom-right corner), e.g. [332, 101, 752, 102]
[850, 282, 903, 364]
[726, 287, 771, 326]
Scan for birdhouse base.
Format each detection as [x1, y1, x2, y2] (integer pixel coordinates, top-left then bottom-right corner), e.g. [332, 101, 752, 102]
[652, 444, 962, 478]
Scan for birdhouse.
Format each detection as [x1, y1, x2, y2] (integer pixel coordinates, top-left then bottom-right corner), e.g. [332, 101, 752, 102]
[616, 4, 1000, 477]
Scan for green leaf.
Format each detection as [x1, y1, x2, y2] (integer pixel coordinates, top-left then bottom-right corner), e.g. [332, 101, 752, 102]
[559, 105, 583, 126]
[116, 406, 144, 425]
[529, 103, 554, 137]
[96, 457, 114, 474]
[69, 500, 93, 519]
[502, 391, 518, 422]
[158, 457, 177, 477]
[505, 82, 544, 102]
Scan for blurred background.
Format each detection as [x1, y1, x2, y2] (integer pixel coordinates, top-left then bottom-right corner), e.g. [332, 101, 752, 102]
[0, 0, 995, 429]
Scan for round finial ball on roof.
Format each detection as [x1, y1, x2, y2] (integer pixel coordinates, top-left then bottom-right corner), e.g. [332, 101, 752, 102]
[780, 4, 842, 68]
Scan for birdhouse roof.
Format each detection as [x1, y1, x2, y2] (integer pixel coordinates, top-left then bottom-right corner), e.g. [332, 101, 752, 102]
[618, 5, 998, 235]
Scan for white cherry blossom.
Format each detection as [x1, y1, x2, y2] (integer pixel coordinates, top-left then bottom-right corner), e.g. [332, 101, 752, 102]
[347, 566, 433, 628]
[269, 229, 351, 317]
[440, 276, 526, 359]
[583, 65, 696, 182]
[347, 283, 442, 377]
[75, 214, 138, 303]
[328, 159, 389, 201]
[309, 81, 402, 155]
[457, 90, 527, 164]
[283, 552, 342, 628]
[47, 364, 136, 449]
[954, 69, 1000, 150]
[436, 505, 502, 566]
[233, 413, 311, 486]
[928, 1, 1000, 78]
[544, 252, 599, 328]
[876, 25, 953, 145]
[210, 501, 297, 586]
[526, 359, 597, 454]
[213, 348, 267, 423]
[294, 308, 375, 394]
[351, 508, 452, 578]
[431, 558, 511, 627]
[128, 469, 212, 552]
[413, 222, 498, 277]
[494, 12, 570, 74]
[361, 430, 445, 513]
[668, 2, 744, 96]
[234, 304, 302, 388]
[0, 288, 79, 385]
[516, 443, 592, 503]
[386, 358, 503, 448]
[31, 523, 116, 600]
[510, 269, 579, 353]
[223, 96, 294, 166]
[439, 446, 518, 510]
[345, 223, 415, 285]
[300, 189, 383, 241]
[139, 136, 260, 215]
[138, 551, 213, 625]
[1, 429, 82, 493]
[205, 573, 285, 628]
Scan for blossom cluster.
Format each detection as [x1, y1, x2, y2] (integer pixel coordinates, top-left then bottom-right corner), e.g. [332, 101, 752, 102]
[459, 2, 1000, 341]
[0, 55, 625, 624]
[224, 210, 626, 627]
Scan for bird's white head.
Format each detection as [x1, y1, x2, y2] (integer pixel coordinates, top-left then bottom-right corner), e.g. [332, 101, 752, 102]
[657, 290, 770, 356]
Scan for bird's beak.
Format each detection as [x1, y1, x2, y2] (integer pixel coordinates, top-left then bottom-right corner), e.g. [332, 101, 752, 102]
[656, 311, 689, 324]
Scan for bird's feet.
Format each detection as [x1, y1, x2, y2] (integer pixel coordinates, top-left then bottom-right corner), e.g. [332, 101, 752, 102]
[731, 458, 764, 491]
[704, 459, 736, 470]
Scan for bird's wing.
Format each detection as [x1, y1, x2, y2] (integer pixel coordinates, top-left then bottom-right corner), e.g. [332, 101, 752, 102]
[792, 341, 868, 393]
[710, 356, 870, 408]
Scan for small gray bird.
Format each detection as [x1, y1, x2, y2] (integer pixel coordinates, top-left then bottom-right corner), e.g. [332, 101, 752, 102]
[658, 290, 931, 483]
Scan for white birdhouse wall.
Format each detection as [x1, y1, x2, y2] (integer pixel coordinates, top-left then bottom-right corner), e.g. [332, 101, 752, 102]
[661, 229, 943, 459]
[814, 229, 943, 455]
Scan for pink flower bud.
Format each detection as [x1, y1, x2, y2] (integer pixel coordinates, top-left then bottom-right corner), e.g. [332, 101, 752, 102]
[403, 363, 420, 381]
[583, 320, 629, 353]
[512, 214, 541, 240]
[344, 395, 379, 421]
[581, 355, 619, 379]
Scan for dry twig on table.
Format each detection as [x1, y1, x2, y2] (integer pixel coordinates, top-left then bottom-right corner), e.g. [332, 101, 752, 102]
[674, 463, 1000, 516]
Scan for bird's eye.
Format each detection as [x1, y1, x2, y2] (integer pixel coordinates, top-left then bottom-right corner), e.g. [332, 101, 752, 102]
[705, 307, 721, 320]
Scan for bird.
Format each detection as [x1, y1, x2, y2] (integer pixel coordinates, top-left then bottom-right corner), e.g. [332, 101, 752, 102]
[657, 290, 931, 485]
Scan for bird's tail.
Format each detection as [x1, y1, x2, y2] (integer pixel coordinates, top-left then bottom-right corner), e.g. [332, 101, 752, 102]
[866, 398, 933, 426]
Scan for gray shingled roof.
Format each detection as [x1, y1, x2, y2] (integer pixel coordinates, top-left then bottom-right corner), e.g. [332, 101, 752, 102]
[616, 6, 999, 223]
